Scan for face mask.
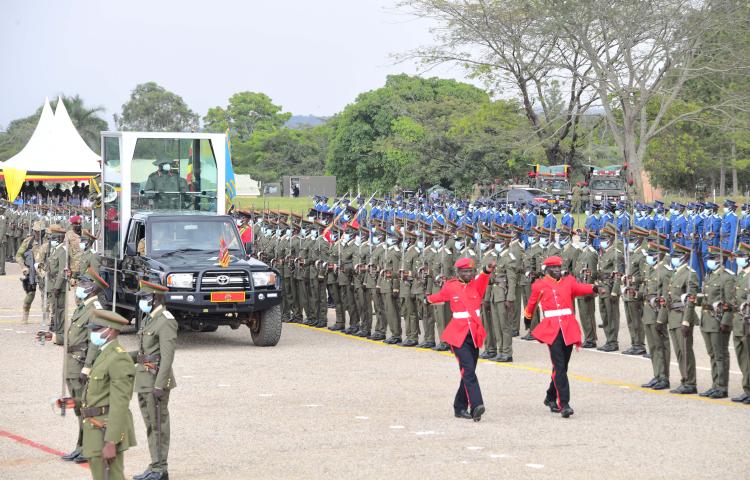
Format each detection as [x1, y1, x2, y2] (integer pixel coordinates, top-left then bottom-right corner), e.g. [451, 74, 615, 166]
[285, 229, 291, 236]
[628, 242, 637, 252]
[703, 209, 711, 216]
[479, 242, 488, 251]
[372, 236, 381, 245]
[161, 164, 171, 172]
[90, 330, 108, 347]
[737, 257, 749, 269]
[331, 234, 338, 242]
[310, 231, 318, 239]
[706, 259, 720, 271]
[75, 286, 87, 299]
[671, 257, 683, 268]
[724, 207, 730, 214]
[139, 299, 153, 314]
[354, 236, 362, 246]
[598, 210, 605, 216]
[78, 241, 87, 251]
[342, 233, 351, 243]
[494, 243, 503, 252]
[454, 241, 464, 250]
[528, 237, 536, 245]
[386, 237, 396, 246]
[686, 209, 694, 216]
[615, 210, 622, 216]
[559, 238, 569, 246]
[539, 238, 549, 247]
[300, 228, 307, 236]
[417, 240, 425, 249]
[50, 240, 60, 247]
[600, 240, 610, 249]
[646, 255, 657, 266]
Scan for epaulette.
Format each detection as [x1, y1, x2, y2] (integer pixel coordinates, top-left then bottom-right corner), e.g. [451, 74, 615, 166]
[587, 246, 596, 253]
[115, 346, 126, 353]
[93, 300, 103, 309]
[163, 311, 175, 319]
[725, 268, 735, 276]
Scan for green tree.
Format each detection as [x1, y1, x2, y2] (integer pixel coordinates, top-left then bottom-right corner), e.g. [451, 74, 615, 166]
[203, 92, 291, 141]
[114, 82, 199, 132]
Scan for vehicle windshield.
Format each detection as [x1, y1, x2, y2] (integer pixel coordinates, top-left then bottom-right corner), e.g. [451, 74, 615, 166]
[148, 219, 242, 255]
[590, 178, 624, 190]
[544, 180, 569, 190]
[524, 188, 549, 196]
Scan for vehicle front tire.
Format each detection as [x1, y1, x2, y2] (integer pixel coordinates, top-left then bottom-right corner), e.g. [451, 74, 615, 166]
[250, 305, 282, 346]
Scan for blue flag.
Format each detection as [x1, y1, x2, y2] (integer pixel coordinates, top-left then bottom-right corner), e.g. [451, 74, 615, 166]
[225, 130, 236, 211]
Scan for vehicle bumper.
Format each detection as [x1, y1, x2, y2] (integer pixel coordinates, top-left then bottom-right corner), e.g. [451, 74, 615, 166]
[163, 289, 283, 314]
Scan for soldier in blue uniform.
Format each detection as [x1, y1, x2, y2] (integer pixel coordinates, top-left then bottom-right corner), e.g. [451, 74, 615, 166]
[686, 202, 706, 286]
[542, 205, 557, 230]
[654, 201, 672, 250]
[720, 199, 739, 269]
[670, 202, 689, 248]
[614, 202, 631, 234]
[560, 202, 575, 230]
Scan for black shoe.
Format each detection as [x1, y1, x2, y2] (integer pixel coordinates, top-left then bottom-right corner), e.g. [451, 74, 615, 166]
[543, 398, 561, 413]
[454, 409, 472, 419]
[370, 333, 386, 341]
[651, 379, 670, 390]
[328, 325, 344, 331]
[698, 388, 717, 397]
[512, 330, 519, 337]
[355, 330, 369, 337]
[479, 351, 496, 359]
[343, 327, 355, 334]
[731, 393, 749, 403]
[142, 472, 168, 480]
[61, 448, 81, 461]
[642, 352, 651, 359]
[670, 385, 697, 394]
[521, 333, 534, 341]
[417, 342, 436, 349]
[383, 337, 401, 344]
[401, 340, 418, 347]
[632, 346, 647, 355]
[493, 354, 513, 363]
[641, 378, 658, 389]
[709, 389, 728, 399]
[743, 397, 750, 405]
[560, 404, 574, 418]
[73, 454, 88, 464]
[432, 343, 450, 351]
[471, 404, 485, 422]
[314, 321, 328, 328]
[621, 347, 636, 355]
[597, 343, 618, 352]
[582, 341, 597, 349]
[133, 470, 153, 480]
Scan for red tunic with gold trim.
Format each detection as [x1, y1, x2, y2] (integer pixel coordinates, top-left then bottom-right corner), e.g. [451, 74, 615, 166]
[427, 272, 491, 348]
[524, 274, 595, 347]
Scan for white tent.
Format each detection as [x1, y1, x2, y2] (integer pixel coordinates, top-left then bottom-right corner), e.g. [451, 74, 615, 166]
[3, 96, 100, 178]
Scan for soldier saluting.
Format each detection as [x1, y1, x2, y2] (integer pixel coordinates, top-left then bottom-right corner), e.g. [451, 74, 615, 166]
[81, 309, 136, 480]
[131, 280, 177, 480]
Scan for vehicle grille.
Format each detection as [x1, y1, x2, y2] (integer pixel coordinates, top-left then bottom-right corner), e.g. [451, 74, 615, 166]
[199, 271, 250, 291]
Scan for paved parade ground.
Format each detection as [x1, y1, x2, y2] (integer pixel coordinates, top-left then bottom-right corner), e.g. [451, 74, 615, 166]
[0, 262, 748, 480]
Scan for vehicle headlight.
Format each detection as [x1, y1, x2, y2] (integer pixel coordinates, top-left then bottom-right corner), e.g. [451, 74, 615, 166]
[621, 195, 627, 200]
[252, 271, 277, 287]
[166, 273, 194, 289]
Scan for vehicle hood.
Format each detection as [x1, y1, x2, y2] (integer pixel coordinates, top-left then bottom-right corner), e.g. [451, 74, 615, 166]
[149, 253, 270, 271]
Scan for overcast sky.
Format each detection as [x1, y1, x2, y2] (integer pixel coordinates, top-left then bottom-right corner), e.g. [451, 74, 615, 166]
[0, 0, 468, 128]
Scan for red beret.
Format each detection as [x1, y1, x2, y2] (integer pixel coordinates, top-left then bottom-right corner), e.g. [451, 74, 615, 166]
[454, 257, 475, 269]
[543, 256, 563, 267]
[69, 215, 82, 224]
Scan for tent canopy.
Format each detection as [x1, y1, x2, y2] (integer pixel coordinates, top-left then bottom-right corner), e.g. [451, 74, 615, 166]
[2, 96, 101, 181]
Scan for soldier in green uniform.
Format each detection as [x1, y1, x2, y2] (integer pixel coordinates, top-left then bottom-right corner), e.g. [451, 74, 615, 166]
[574, 230, 599, 348]
[422, 229, 451, 350]
[731, 243, 750, 404]
[293, 218, 311, 324]
[400, 230, 420, 347]
[326, 226, 345, 331]
[596, 225, 623, 352]
[60, 267, 108, 463]
[81, 309, 136, 480]
[380, 227, 403, 344]
[521, 228, 544, 340]
[16, 221, 44, 323]
[622, 227, 648, 355]
[697, 247, 735, 399]
[640, 242, 671, 390]
[659, 243, 699, 394]
[367, 227, 387, 340]
[479, 230, 497, 359]
[509, 225, 526, 337]
[338, 224, 360, 334]
[308, 221, 329, 328]
[0, 205, 7, 275]
[144, 158, 189, 210]
[47, 225, 69, 345]
[490, 231, 517, 362]
[131, 280, 177, 480]
[352, 226, 373, 336]
[571, 183, 582, 214]
[558, 227, 579, 276]
[78, 229, 102, 277]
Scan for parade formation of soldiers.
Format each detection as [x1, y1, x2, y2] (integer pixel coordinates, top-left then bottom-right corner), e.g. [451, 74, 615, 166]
[245, 193, 750, 404]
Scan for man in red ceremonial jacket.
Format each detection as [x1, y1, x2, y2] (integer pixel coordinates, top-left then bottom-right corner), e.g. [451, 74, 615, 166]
[524, 255, 599, 418]
[426, 257, 496, 422]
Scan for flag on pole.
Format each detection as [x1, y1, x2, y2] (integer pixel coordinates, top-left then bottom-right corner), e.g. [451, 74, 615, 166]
[225, 130, 237, 212]
[218, 236, 230, 268]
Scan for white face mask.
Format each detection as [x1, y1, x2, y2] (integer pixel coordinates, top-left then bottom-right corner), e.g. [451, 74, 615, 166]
[479, 242, 488, 251]
[706, 259, 720, 271]
[79, 241, 87, 251]
[372, 236, 381, 245]
[737, 257, 749, 269]
[432, 239, 442, 248]
[386, 237, 396, 246]
[528, 237, 537, 245]
[285, 228, 292, 236]
[90, 330, 109, 347]
[723, 207, 730, 214]
[300, 228, 307, 237]
[138, 299, 152, 314]
[494, 243, 503, 252]
[161, 163, 171, 172]
[310, 231, 318, 239]
[600, 240, 610, 250]
[454, 240, 464, 250]
[50, 240, 60, 248]
[416, 240, 425, 249]
[75, 286, 87, 299]
[539, 238, 549, 247]
[671, 257, 683, 268]
[354, 235, 362, 246]
[627, 242, 637, 252]
[646, 255, 657, 266]
[559, 237, 569, 246]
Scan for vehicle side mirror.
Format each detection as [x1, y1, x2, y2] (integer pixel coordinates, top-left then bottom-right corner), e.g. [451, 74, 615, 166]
[125, 244, 137, 257]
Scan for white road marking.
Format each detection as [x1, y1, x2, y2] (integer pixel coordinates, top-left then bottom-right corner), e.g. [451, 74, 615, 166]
[488, 453, 510, 459]
[355, 416, 369, 420]
[181, 375, 195, 379]
[16, 330, 26, 334]
[413, 430, 436, 436]
[526, 463, 544, 469]
[4, 328, 12, 331]
[619, 385, 630, 389]
[217, 384, 230, 387]
[258, 393, 274, 397]
[466, 446, 484, 451]
[389, 425, 405, 429]
[303, 404, 321, 407]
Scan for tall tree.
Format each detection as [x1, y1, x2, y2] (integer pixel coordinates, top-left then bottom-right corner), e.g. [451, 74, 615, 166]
[203, 92, 291, 141]
[398, 0, 595, 165]
[114, 82, 199, 132]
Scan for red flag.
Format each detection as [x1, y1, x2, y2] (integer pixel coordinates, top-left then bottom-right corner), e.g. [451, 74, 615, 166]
[322, 224, 334, 244]
[218, 237, 230, 267]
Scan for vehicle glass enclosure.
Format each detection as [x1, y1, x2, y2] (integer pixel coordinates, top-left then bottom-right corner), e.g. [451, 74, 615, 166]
[543, 179, 569, 190]
[590, 178, 624, 191]
[148, 218, 243, 256]
[100, 132, 227, 259]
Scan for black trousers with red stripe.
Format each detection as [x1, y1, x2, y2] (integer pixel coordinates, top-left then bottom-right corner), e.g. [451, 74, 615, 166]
[451, 334, 483, 412]
[546, 330, 574, 407]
